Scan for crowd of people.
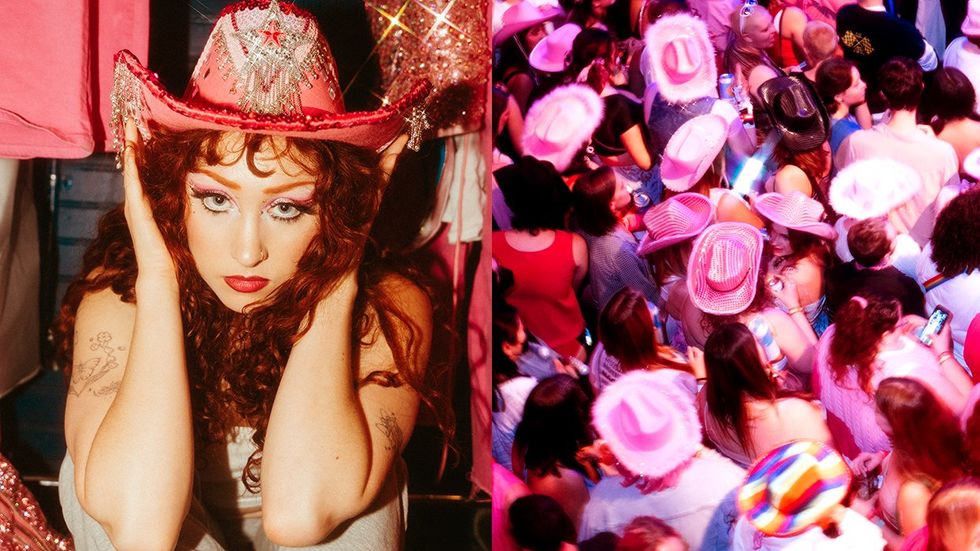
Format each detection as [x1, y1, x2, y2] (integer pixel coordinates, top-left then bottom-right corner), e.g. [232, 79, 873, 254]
[491, 0, 980, 549]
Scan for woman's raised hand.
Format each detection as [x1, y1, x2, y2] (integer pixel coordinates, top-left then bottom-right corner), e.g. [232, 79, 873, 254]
[122, 119, 177, 284]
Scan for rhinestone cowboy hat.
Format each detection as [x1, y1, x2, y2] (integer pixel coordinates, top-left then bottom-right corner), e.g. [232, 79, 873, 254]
[687, 221, 764, 316]
[110, 0, 431, 155]
[637, 192, 714, 256]
[753, 191, 837, 241]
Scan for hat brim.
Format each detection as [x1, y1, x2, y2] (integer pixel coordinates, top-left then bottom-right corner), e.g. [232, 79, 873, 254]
[753, 193, 838, 241]
[114, 50, 430, 151]
[660, 114, 727, 192]
[592, 370, 702, 479]
[758, 75, 829, 152]
[687, 222, 763, 316]
[738, 440, 852, 537]
[637, 193, 714, 256]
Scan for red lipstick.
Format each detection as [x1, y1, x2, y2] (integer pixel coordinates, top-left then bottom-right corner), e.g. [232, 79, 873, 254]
[224, 276, 270, 293]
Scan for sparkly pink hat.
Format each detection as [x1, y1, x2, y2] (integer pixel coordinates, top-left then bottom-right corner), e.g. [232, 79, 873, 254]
[963, 0, 980, 36]
[637, 193, 714, 256]
[687, 222, 764, 316]
[494, 1, 563, 46]
[644, 13, 717, 104]
[660, 114, 728, 192]
[592, 370, 702, 479]
[529, 23, 581, 73]
[753, 191, 838, 241]
[111, 0, 431, 154]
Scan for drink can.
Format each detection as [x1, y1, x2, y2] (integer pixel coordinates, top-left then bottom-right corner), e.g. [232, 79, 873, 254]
[718, 73, 735, 101]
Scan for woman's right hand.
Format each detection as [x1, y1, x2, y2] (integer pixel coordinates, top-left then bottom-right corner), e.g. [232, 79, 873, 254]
[851, 451, 885, 476]
[122, 119, 177, 285]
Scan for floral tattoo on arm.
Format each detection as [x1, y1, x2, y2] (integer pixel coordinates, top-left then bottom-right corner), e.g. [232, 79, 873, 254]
[375, 409, 403, 451]
[68, 331, 125, 397]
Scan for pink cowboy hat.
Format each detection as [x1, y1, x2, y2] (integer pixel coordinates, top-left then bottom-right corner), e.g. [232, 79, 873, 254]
[493, 1, 563, 46]
[529, 23, 581, 73]
[522, 84, 603, 173]
[592, 370, 702, 479]
[637, 192, 714, 256]
[111, 0, 430, 153]
[753, 191, 838, 240]
[644, 13, 717, 104]
[963, 0, 980, 36]
[829, 158, 923, 220]
[661, 114, 728, 192]
[687, 222, 764, 316]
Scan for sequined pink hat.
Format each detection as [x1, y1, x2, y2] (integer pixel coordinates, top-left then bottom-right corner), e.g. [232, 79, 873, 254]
[111, 0, 430, 154]
[687, 222, 764, 316]
[753, 191, 838, 241]
[637, 192, 714, 256]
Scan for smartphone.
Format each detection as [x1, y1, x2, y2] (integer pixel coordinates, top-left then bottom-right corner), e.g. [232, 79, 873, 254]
[918, 305, 951, 345]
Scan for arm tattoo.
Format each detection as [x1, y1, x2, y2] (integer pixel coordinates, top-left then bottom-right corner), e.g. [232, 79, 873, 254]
[375, 409, 403, 451]
[68, 331, 125, 397]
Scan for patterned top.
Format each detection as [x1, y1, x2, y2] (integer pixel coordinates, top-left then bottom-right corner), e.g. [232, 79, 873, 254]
[582, 227, 659, 313]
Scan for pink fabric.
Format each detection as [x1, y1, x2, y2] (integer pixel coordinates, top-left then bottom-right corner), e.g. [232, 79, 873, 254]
[814, 326, 967, 458]
[964, 313, 980, 382]
[492, 463, 530, 551]
[0, 1, 149, 158]
[899, 526, 928, 551]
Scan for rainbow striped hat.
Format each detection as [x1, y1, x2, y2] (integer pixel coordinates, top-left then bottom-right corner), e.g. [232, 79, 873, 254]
[737, 440, 852, 537]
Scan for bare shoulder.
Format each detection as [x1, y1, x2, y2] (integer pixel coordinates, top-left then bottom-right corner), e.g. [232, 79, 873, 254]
[358, 273, 433, 380]
[375, 272, 432, 323]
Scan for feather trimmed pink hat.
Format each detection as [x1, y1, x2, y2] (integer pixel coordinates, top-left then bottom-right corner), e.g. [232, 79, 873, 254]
[644, 13, 717, 104]
[592, 369, 702, 479]
[110, 0, 431, 155]
[829, 158, 923, 220]
[522, 84, 603, 173]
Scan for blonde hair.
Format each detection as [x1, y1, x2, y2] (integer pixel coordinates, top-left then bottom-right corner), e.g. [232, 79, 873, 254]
[927, 478, 980, 551]
[802, 21, 837, 66]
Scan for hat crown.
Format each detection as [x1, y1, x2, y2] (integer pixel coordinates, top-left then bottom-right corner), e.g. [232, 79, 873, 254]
[663, 36, 701, 80]
[185, 0, 343, 117]
[502, 1, 547, 26]
[649, 200, 698, 238]
[613, 391, 673, 446]
[775, 85, 817, 129]
[706, 236, 750, 292]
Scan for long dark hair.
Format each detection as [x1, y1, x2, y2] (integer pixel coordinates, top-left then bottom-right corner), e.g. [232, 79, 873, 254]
[598, 287, 690, 373]
[572, 166, 620, 236]
[704, 323, 781, 453]
[514, 374, 594, 478]
[53, 128, 451, 490]
[776, 227, 837, 271]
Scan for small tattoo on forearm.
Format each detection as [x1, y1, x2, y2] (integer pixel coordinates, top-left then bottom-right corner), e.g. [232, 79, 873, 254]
[69, 331, 124, 397]
[376, 409, 402, 451]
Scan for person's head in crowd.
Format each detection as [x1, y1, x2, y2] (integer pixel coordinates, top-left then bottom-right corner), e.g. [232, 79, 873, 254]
[592, 369, 703, 484]
[921, 67, 980, 133]
[496, 156, 572, 232]
[493, 299, 526, 385]
[816, 58, 867, 117]
[522, 83, 604, 175]
[753, 191, 837, 268]
[640, 0, 691, 30]
[847, 217, 895, 268]
[829, 294, 902, 394]
[875, 378, 966, 486]
[637, 193, 713, 288]
[930, 190, 980, 279]
[567, 27, 615, 82]
[514, 374, 594, 477]
[703, 322, 782, 453]
[687, 222, 770, 330]
[738, 440, 852, 538]
[509, 494, 578, 551]
[616, 516, 689, 551]
[598, 287, 690, 373]
[644, 14, 717, 104]
[571, 166, 632, 237]
[565, 0, 613, 31]
[877, 57, 924, 113]
[801, 21, 837, 69]
[925, 477, 980, 551]
[730, 2, 777, 52]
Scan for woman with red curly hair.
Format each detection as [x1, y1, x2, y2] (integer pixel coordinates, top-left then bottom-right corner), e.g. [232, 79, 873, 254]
[812, 294, 971, 460]
[53, 2, 448, 549]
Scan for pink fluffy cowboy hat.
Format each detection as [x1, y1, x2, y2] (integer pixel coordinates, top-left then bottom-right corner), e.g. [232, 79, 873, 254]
[637, 192, 714, 256]
[644, 13, 717, 104]
[592, 369, 702, 479]
[110, 0, 431, 154]
[829, 158, 923, 220]
[660, 113, 728, 192]
[522, 84, 603, 173]
[687, 221, 764, 316]
[753, 191, 837, 240]
[963, 0, 980, 36]
[738, 440, 852, 537]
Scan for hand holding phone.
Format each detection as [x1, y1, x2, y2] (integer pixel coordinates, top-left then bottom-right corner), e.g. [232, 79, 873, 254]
[918, 305, 951, 346]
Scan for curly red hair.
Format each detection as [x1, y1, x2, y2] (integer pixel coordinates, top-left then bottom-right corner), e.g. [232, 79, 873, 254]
[52, 128, 451, 491]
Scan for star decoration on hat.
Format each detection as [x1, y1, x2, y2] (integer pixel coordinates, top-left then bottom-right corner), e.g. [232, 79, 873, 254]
[231, 0, 327, 114]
